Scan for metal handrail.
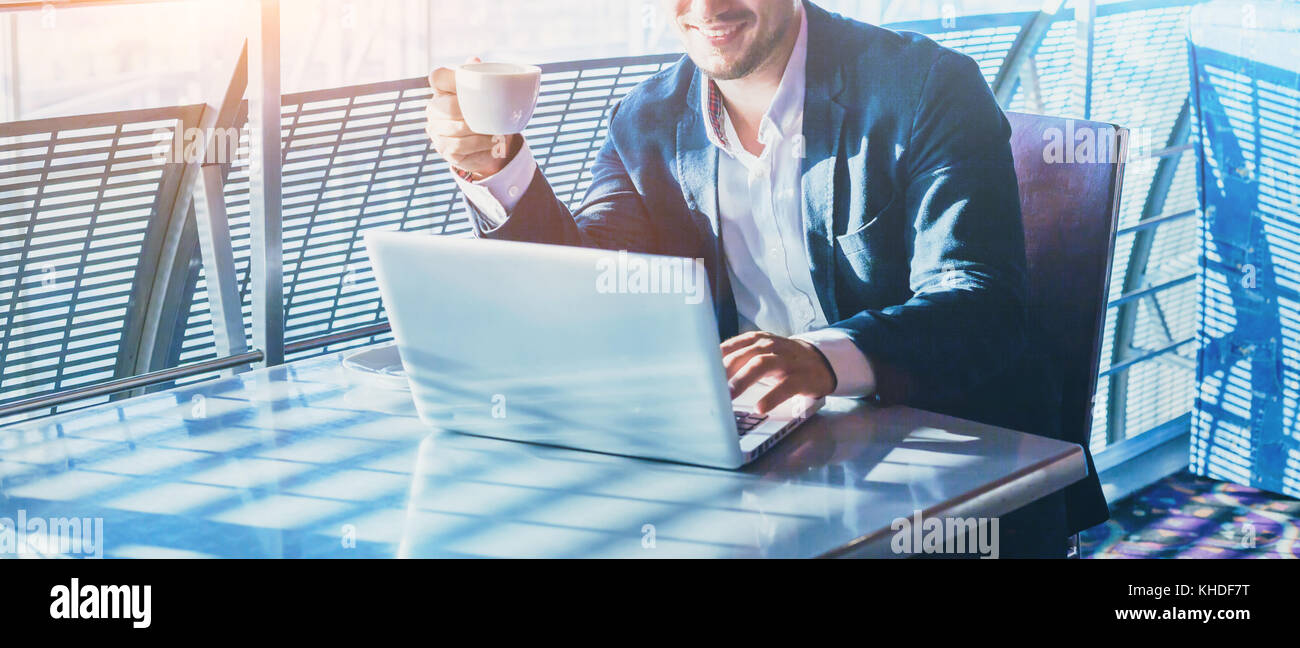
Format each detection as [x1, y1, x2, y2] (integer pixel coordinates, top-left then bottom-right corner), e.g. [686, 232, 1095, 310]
[0, 350, 264, 419]
[0, 321, 393, 420]
[285, 322, 391, 355]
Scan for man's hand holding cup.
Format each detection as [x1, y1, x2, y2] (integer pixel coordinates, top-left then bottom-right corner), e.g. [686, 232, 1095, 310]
[426, 58, 541, 180]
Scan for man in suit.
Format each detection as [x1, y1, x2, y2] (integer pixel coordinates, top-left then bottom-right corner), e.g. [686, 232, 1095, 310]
[425, 0, 1109, 557]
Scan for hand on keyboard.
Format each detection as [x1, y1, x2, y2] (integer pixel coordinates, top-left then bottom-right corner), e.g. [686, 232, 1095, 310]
[722, 332, 836, 415]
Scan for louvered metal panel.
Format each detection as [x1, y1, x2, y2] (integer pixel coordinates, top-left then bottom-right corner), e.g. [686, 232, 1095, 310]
[1, 105, 199, 422]
[889, 12, 1033, 87]
[1191, 0, 1300, 498]
[1009, 18, 1078, 115]
[1090, 2, 1205, 446]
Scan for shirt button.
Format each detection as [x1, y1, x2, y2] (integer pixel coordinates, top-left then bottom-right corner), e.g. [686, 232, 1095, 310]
[508, 186, 521, 198]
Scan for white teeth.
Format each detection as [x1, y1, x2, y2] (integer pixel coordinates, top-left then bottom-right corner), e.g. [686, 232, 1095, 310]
[699, 25, 741, 39]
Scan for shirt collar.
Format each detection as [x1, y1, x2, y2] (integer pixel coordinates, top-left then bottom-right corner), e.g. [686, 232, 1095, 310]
[701, 5, 808, 154]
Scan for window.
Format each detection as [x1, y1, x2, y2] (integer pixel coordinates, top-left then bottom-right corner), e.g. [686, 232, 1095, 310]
[1, 0, 1206, 460]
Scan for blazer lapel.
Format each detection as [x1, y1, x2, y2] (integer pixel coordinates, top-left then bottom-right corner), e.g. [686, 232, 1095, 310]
[801, 5, 847, 324]
[676, 71, 738, 337]
[677, 72, 720, 239]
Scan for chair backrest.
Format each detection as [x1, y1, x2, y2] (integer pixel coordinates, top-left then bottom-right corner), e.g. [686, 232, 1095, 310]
[1006, 111, 1126, 531]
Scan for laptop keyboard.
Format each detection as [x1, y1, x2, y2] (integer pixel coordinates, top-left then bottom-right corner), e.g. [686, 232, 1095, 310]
[734, 411, 769, 436]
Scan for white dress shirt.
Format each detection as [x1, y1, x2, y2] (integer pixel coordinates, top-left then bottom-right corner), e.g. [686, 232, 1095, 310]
[450, 6, 876, 397]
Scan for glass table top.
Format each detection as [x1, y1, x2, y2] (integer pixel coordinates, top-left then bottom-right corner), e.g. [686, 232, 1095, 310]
[0, 351, 1085, 558]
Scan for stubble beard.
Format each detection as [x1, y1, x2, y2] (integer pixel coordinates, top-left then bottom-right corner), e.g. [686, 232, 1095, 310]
[697, 13, 795, 82]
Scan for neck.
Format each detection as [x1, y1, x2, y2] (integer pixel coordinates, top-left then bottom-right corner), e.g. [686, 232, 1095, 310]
[713, 11, 801, 155]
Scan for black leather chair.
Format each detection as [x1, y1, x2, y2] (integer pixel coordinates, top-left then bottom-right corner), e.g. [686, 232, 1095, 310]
[1006, 112, 1127, 552]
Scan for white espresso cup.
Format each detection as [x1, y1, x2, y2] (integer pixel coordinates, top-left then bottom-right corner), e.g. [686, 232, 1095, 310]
[454, 62, 542, 136]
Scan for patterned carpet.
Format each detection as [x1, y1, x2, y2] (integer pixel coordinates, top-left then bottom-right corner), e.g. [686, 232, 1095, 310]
[1082, 471, 1300, 558]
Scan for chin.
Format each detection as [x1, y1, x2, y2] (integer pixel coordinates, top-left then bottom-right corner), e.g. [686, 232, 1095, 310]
[684, 33, 769, 81]
[689, 51, 746, 80]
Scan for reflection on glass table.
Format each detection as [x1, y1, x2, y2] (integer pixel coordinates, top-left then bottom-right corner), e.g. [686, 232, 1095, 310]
[0, 350, 1085, 558]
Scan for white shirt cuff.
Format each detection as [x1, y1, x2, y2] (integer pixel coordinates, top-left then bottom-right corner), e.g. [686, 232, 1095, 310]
[793, 328, 877, 398]
[450, 140, 538, 228]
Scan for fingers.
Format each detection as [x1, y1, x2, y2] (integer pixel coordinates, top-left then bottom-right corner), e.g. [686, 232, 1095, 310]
[729, 353, 783, 399]
[427, 132, 496, 164]
[441, 137, 496, 160]
[429, 55, 480, 95]
[427, 128, 518, 178]
[723, 332, 782, 396]
[731, 354, 810, 415]
[426, 93, 463, 121]
[424, 114, 487, 148]
[722, 333, 780, 379]
[426, 116, 475, 138]
[426, 139, 513, 177]
[723, 341, 775, 381]
[430, 67, 457, 95]
[721, 331, 771, 356]
[721, 333, 836, 415]
[755, 383, 806, 417]
[425, 65, 501, 175]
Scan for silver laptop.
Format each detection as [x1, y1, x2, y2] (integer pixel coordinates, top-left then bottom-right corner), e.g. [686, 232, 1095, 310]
[363, 232, 824, 469]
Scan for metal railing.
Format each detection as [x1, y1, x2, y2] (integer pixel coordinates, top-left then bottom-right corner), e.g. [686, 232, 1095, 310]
[0, 320, 394, 418]
[0, 53, 683, 420]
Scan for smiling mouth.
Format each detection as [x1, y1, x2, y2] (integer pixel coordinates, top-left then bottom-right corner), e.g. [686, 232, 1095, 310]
[691, 20, 749, 45]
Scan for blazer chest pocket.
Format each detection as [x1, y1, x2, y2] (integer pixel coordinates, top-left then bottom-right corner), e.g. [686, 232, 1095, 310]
[836, 204, 896, 283]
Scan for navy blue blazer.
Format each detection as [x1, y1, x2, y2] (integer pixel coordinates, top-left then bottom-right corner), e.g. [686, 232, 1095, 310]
[469, 2, 1107, 530]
